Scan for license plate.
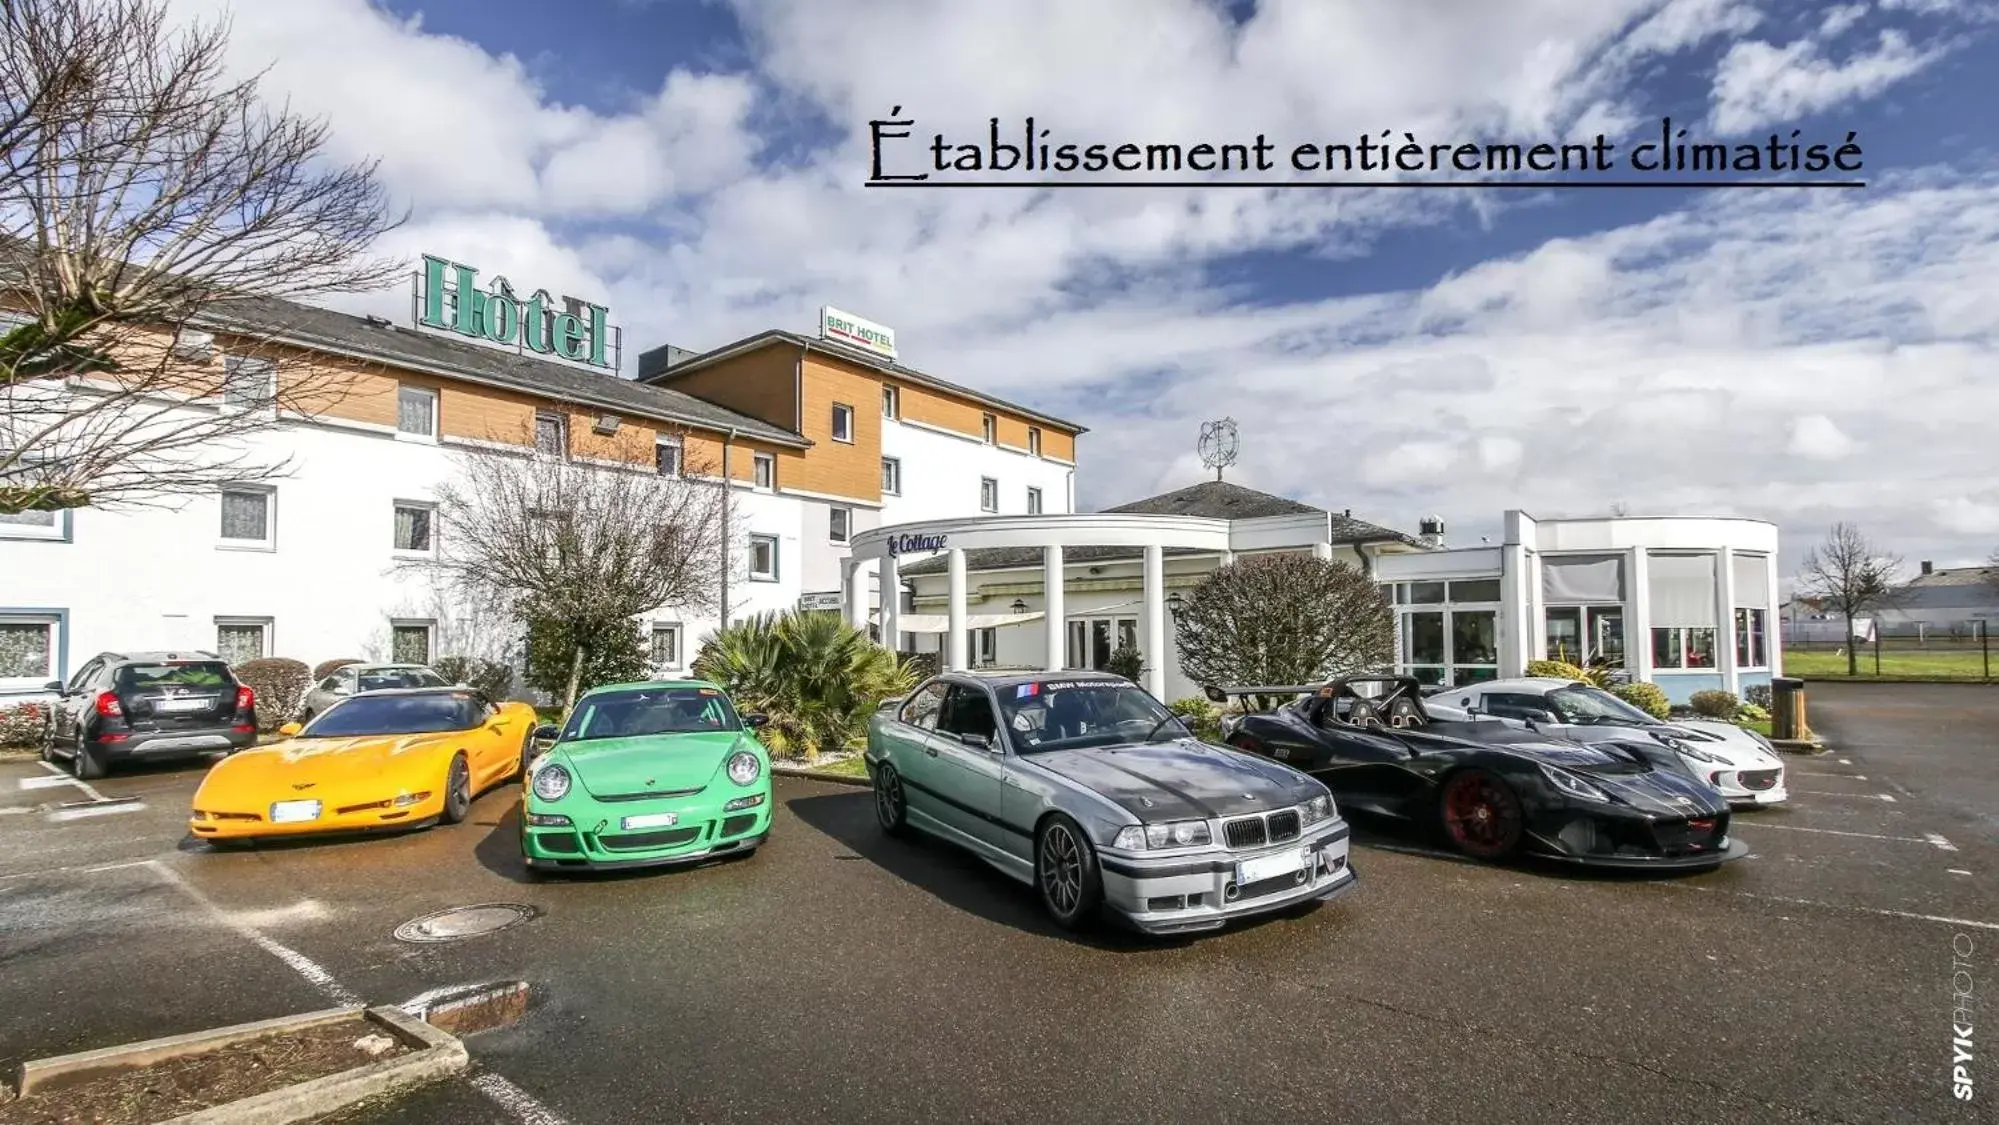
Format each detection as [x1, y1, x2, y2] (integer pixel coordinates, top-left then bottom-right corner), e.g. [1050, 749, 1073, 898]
[269, 799, 322, 823]
[621, 812, 678, 830]
[158, 697, 213, 713]
[1235, 848, 1307, 885]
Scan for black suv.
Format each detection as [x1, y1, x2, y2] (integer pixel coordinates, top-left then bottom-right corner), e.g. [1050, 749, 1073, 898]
[42, 651, 259, 779]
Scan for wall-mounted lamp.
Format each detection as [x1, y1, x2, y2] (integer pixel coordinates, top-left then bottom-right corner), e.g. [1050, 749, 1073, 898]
[1167, 592, 1185, 617]
[1010, 598, 1028, 614]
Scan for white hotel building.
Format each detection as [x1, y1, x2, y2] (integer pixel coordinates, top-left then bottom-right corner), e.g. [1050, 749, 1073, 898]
[0, 273, 1082, 699]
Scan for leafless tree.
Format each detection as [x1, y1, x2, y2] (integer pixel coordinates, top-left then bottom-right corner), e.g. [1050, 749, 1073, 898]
[1797, 521, 1904, 675]
[0, 0, 404, 514]
[412, 423, 737, 709]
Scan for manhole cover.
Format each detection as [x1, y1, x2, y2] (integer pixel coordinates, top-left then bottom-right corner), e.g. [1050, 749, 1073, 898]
[393, 903, 539, 944]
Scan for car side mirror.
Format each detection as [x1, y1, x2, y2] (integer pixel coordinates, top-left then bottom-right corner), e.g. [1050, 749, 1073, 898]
[277, 721, 302, 737]
[743, 712, 770, 730]
[42, 679, 63, 694]
[532, 723, 560, 742]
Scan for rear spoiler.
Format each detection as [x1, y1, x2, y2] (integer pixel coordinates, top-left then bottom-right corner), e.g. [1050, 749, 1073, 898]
[1202, 684, 1325, 703]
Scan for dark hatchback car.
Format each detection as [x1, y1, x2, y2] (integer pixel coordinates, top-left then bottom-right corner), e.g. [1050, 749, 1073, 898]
[42, 651, 258, 778]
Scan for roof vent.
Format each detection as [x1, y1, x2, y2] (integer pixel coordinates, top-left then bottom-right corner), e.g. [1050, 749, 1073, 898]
[1418, 516, 1445, 549]
[636, 343, 699, 381]
[591, 413, 621, 436]
[170, 329, 215, 363]
[1921, 560, 1933, 575]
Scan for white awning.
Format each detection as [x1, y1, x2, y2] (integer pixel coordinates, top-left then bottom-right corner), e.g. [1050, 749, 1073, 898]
[876, 611, 1046, 633]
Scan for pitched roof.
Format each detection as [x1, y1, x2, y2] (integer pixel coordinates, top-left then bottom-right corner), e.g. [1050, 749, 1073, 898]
[636, 328, 1087, 435]
[1907, 566, 1999, 588]
[200, 295, 808, 447]
[1103, 480, 1427, 548]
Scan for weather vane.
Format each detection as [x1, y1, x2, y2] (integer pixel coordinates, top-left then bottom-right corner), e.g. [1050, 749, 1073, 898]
[1197, 417, 1239, 481]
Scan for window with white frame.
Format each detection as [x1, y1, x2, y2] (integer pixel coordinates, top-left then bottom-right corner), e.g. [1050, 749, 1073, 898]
[0, 613, 60, 688]
[980, 413, 996, 444]
[831, 402, 855, 443]
[396, 384, 438, 438]
[752, 452, 775, 491]
[221, 355, 276, 409]
[1394, 579, 1502, 688]
[1541, 555, 1627, 670]
[655, 435, 682, 476]
[748, 534, 779, 581]
[390, 621, 434, 664]
[650, 623, 682, 669]
[976, 627, 998, 666]
[215, 617, 271, 665]
[393, 501, 435, 554]
[218, 487, 274, 548]
[881, 456, 901, 495]
[882, 385, 899, 418]
[1733, 553, 1771, 668]
[1028, 427, 1042, 456]
[1647, 552, 1718, 671]
[0, 507, 65, 541]
[829, 506, 851, 544]
[1026, 486, 1043, 514]
[534, 411, 567, 458]
[979, 477, 998, 512]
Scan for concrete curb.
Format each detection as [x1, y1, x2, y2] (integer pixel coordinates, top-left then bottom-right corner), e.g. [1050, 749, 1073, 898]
[1770, 738, 1828, 755]
[771, 763, 871, 788]
[1799, 676, 1997, 686]
[11, 1004, 467, 1124]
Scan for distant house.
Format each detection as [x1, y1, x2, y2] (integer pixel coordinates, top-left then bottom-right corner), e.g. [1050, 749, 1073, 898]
[1877, 562, 1999, 634]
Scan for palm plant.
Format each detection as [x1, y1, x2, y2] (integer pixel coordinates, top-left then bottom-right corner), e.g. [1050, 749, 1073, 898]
[693, 611, 918, 764]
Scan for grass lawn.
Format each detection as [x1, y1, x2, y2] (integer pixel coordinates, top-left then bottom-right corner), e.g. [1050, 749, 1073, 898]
[1738, 718, 1773, 738]
[1783, 649, 1996, 681]
[814, 755, 869, 779]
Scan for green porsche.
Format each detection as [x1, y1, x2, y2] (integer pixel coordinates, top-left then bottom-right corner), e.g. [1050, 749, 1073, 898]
[520, 680, 773, 874]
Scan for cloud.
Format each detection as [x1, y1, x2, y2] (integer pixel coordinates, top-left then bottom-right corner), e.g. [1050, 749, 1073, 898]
[1709, 29, 1951, 134]
[1787, 414, 1858, 459]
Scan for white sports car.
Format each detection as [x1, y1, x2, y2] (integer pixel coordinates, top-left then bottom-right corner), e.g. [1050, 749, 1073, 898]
[1427, 677, 1788, 808]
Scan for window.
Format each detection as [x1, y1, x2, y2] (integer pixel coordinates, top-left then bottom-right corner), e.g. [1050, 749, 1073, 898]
[393, 501, 435, 553]
[0, 507, 65, 542]
[1651, 627, 1718, 669]
[534, 411, 567, 458]
[221, 355, 275, 409]
[753, 452, 775, 491]
[396, 384, 437, 438]
[390, 621, 433, 664]
[1394, 577, 1501, 687]
[218, 487, 273, 547]
[899, 681, 949, 729]
[1026, 486, 1043, 515]
[938, 685, 999, 743]
[881, 456, 902, 495]
[1736, 608, 1768, 668]
[0, 614, 59, 687]
[829, 506, 851, 544]
[979, 477, 998, 512]
[831, 402, 855, 443]
[882, 385, 900, 418]
[650, 623, 682, 669]
[1732, 553, 1771, 669]
[749, 534, 779, 581]
[1545, 605, 1625, 668]
[1449, 578, 1501, 603]
[655, 436, 682, 477]
[981, 413, 996, 444]
[1401, 582, 1447, 605]
[1028, 427, 1042, 456]
[215, 618, 271, 665]
[975, 627, 998, 666]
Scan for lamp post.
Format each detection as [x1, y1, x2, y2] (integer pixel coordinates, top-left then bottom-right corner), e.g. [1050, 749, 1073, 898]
[1167, 592, 1185, 618]
[1011, 598, 1028, 615]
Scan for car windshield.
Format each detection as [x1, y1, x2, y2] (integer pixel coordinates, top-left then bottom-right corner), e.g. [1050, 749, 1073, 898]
[302, 693, 485, 737]
[995, 679, 1186, 752]
[356, 667, 448, 692]
[1548, 686, 1657, 726]
[116, 662, 230, 692]
[560, 686, 742, 742]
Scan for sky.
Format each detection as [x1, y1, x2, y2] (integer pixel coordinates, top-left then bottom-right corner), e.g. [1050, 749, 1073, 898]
[166, 0, 1999, 576]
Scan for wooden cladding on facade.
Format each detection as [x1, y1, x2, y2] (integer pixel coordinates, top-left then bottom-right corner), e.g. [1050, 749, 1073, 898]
[646, 344, 800, 434]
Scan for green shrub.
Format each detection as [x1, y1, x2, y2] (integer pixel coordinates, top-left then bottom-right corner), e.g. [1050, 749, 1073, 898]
[235, 657, 313, 730]
[1688, 689, 1741, 720]
[523, 612, 647, 707]
[0, 700, 49, 748]
[1610, 681, 1670, 719]
[1526, 659, 1590, 682]
[693, 610, 919, 764]
[1736, 702, 1770, 724]
[432, 655, 514, 700]
[1104, 643, 1145, 683]
[1167, 697, 1223, 742]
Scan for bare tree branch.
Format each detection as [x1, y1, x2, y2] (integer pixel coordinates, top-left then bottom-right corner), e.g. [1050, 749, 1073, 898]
[0, 0, 405, 513]
[1796, 521, 1903, 676]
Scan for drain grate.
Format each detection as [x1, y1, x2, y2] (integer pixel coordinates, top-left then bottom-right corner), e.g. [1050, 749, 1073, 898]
[393, 903, 539, 944]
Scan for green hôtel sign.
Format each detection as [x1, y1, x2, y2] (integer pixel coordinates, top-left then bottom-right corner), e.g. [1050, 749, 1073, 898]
[416, 254, 617, 369]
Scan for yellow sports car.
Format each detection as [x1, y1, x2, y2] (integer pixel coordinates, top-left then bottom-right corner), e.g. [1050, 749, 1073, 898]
[189, 687, 538, 842]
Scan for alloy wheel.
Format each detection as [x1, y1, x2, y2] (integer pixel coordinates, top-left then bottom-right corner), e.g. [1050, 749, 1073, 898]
[1040, 823, 1083, 916]
[1442, 771, 1522, 858]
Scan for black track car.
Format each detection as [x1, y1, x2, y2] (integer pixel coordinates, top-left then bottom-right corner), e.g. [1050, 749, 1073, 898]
[1205, 675, 1747, 871]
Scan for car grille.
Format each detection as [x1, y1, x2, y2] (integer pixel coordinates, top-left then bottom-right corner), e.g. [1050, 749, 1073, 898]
[599, 827, 702, 851]
[1738, 769, 1780, 792]
[1221, 808, 1306, 851]
[535, 833, 581, 854]
[596, 786, 704, 803]
[719, 814, 757, 838]
[1652, 814, 1726, 856]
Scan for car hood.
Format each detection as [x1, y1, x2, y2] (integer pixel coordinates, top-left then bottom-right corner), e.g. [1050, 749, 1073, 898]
[1410, 725, 1642, 770]
[194, 731, 461, 805]
[552, 731, 759, 799]
[1653, 720, 1782, 767]
[1026, 739, 1318, 822]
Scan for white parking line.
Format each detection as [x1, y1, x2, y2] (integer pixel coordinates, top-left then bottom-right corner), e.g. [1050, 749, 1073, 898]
[1925, 833, 1959, 852]
[1790, 789, 1896, 802]
[18, 776, 74, 790]
[1790, 772, 1867, 781]
[1675, 885, 1999, 931]
[1949, 869, 1974, 877]
[136, 860, 363, 1007]
[37, 761, 110, 802]
[1730, 822, 1956, 850]
[471, 1073, 573, 1125]
[47, 802, 145, 822]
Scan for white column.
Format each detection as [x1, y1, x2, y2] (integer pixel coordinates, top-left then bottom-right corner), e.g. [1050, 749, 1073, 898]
[880, 553, 901, 653]
[1766, 553, 1783, 678]
[1311, 541, 1333, 561]
[1500, 542, 1531, 678]
[1142, 544, 1166, 698]
[946, 548, 968, 671]
[844, 559, 870, 631]
[1219, 550, 1235, 567]
[1042, 545, 1065, 671]
[1716, 546, 1738, 694]
[1628, 548, 1651, 683]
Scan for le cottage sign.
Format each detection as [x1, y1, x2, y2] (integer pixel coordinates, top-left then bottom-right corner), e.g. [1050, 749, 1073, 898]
[819, 306, 897, 362]
[414, 254, 621, 370]
[885, 532, 948, 557]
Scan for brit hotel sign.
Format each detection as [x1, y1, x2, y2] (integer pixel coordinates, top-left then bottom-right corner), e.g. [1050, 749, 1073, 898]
[413, 254, 622, 370]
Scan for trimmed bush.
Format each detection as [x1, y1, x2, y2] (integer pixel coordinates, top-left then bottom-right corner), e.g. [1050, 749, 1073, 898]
[0, 700, 49, 748]
[312, 658, 362, 680]
[1610, 681, 1670, 719]
[1743, 683, 1773, 710]
[1104, 643, 1145, 683]
[235, 657, 313, 731]
[1737, 702, 1770, 723]
[1526, 659, 1590, 682]
[1168, 697, 1223, 742]
[433, 655, 515, 700]
[1688, 689, 1741, 720]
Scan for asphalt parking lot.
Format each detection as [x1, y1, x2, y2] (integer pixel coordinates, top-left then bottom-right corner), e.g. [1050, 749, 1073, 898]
[1, 681, 1991, 1124]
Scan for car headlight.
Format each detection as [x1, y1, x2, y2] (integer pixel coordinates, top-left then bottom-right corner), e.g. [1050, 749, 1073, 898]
[1301, 793, 1334, 825]
[531, 763, 571, 802]
[1540, 764, 1612, 803]
[1657, 734, 1720, 765]
[727, 751, 761, 786]
[1111, 819, 1211, 850]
